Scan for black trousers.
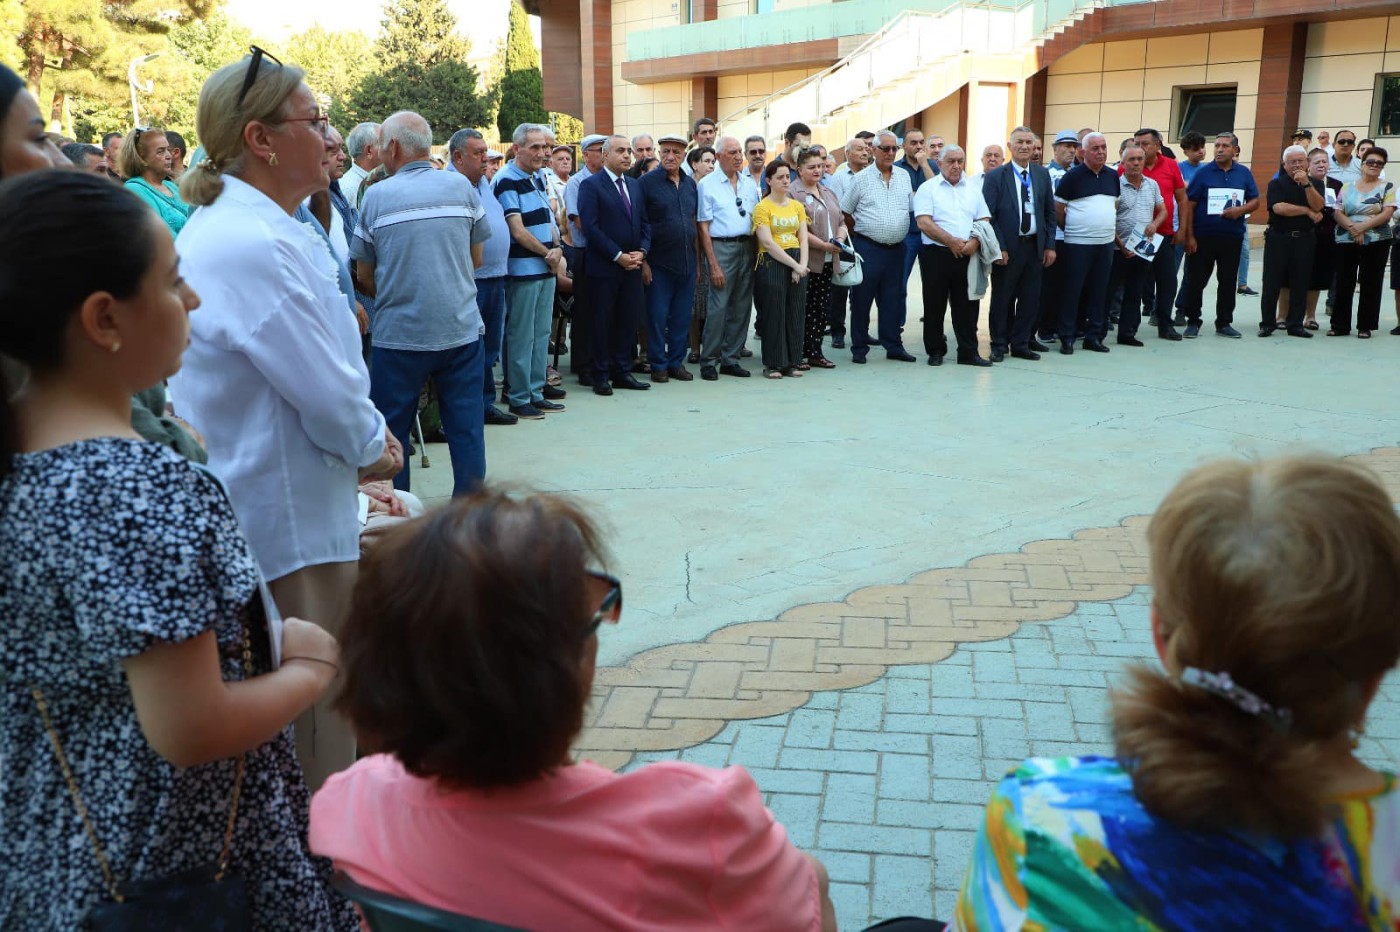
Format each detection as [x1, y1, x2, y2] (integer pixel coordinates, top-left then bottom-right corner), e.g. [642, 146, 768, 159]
[1260, 228, 1314, 329]
[755, 250, 807, 370]
[1107, 250, 1148, 339]
[918, 244, 978, 359]
[988, 235, 1044, 352]
[1179, 234, 1242, 328]
[1057, 242, 1114, 342]
[565, 246, 593, 379]
[588, 269, 644, 380]
[828, 284, 849, 337]
[1037, 242, 1063, 338]
[1333, 239, 1389, 333]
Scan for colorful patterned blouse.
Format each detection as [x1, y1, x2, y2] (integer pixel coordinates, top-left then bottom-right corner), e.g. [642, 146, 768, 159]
[952, 756, 1400, 931]
[1334, 180, 1396, 245]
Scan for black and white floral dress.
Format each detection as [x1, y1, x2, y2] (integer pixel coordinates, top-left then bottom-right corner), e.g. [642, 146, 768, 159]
[0, 438, 357, 931]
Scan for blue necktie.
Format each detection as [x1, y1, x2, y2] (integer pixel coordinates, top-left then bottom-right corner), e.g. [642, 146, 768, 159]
[1019, 169, 1032, 234]
[616, 177, 632, 219]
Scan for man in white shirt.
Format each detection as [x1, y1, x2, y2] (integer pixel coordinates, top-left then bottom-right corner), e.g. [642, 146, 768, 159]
[341, 121, 381, 209]
[696, 135, 761, 379]
[981, 126, 1056, 361]
[914, 144, 992, 366]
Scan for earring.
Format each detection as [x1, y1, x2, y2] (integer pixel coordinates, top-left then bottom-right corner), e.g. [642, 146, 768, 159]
[110, 341, 121, 353]
[268, 152, 279, 167]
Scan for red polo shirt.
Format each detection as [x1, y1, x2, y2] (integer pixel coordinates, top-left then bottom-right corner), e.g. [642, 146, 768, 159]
[1120, 155, 1186, 234]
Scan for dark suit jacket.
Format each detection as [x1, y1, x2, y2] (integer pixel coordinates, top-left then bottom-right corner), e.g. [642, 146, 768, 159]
[982, 162, 1057, 255]
[578, 170, 653, 277]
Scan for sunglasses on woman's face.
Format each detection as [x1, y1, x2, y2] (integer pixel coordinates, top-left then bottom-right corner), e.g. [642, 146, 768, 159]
[1365, 159, 1386, 167]
[583, 569, 622, 639]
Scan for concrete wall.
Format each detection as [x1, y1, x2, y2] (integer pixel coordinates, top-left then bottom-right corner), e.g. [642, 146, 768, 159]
[1044, 29, 1262, 163]
[1298, 16, 1400, 151]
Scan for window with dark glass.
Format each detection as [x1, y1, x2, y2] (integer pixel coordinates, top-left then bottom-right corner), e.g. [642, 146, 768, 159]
[1372, 74, 1400, 136]
[1175, 86, 1238, 140]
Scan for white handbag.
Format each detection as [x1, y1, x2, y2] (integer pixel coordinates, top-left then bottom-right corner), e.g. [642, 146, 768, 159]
[831, 245, 863, 287]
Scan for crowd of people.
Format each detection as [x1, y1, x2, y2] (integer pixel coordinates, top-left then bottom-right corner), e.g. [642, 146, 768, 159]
[2, 47, 1400, 931]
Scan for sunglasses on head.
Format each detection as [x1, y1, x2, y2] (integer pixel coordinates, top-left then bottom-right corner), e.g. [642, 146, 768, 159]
[237, 45, 283, 108]
[583, 569, 623, 639]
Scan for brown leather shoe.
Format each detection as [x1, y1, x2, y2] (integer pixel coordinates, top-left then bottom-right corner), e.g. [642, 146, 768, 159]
[668, 366, 694, 381]
[650, 369, 669, 383]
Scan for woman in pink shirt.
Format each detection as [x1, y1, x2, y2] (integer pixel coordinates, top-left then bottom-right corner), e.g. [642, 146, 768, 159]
[309, 490, 838, 931]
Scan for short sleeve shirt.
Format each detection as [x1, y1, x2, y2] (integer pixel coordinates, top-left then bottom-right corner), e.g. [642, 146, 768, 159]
[697, 170, 760, 238]
[1335, 180, 1396, 244]
[752, 197, 808, 250]
[1054, 164, 1119, 245]
[493, 161, 558, 280]
[840, 165, 914, 245]
[1186, 161, 1259, 238]
[1115, 175, 1163, 243]
[1267, 175, 1324, 234]
[912, 174, 991, 246]
[1128, 156, 1186, 233]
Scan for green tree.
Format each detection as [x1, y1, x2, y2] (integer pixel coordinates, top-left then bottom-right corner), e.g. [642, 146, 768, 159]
[495, 0, 544, 141]
[374, 0, 470, 71]
[285, 25, 374, 119]
[551, 112, 582, 145]
[0, 0, 24, 72]
[344, 60, 489, 144]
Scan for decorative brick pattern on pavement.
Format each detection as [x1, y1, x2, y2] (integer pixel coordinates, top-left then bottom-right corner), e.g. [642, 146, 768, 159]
[578, 448, 1400, 772]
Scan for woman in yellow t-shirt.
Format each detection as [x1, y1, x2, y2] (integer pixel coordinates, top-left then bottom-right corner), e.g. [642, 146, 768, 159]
[752, 160, 810, 378]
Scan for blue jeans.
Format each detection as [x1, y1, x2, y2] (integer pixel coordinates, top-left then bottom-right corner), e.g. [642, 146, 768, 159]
[477, 276, 506, 407]
[370, 341, 485, 497]
[645, 265, 696, 372]
[902, 229, 921, 328]
[849, 234, 908, 358]
[503, 277, 555, 408]
[1238, 236, 1251, 287]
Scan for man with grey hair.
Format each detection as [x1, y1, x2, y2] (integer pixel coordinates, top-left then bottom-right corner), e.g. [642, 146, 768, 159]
[1258, 143, 1322, 337]
[840, 128, 917, 362]
[564, 134, 607, 383]
[450, 128, 518, 425]
[1053, 131, 1119, 353]
[342, 121, 382, 209]
[827, 136, 874, 348]
[353, 111, 491, 494]
[495, 122, 568, 418]
[914, 144, 991, 366]
[696, 135, 761, 379]
[981, 126, 1056, 361]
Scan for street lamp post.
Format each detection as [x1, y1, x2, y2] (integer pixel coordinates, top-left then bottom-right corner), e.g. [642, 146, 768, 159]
[128, 52, 162, 127]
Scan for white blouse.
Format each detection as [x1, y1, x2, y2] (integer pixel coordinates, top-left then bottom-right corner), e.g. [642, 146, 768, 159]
[171, 176, 386, 582]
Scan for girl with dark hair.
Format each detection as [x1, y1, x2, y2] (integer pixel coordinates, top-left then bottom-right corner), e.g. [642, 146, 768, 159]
[0, 64, 67, 177]
[954, 455, 1400, 929]
[0, 171, 356, 930]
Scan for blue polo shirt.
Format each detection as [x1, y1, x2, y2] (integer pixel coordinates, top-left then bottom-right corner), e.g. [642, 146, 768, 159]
[638, 167, 698, 276]
[352, 160, 488, 352]
[1054, 163, 1120, 245]
[493, 161, 557, 280]
[1178, 158, 1204, 184]
[1186, 160, 1259, 238]
[474, 175, 510, 280]
[895, 156, 939, 236]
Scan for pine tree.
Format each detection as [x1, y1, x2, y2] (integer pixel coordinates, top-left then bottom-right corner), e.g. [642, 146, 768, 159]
[375, 0, 470, 71]
[495, 0, 545, 141]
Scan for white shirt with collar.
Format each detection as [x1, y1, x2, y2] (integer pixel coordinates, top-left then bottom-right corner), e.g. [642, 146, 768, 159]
[340, 162, 371, 209]
[913, 172, 991, 246]
[697, 169, 760, 239]
[601, 166, 638, 262]
[1006, 161, 1038, 236]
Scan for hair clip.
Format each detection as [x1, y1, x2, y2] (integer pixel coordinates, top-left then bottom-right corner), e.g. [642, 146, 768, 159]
[1181, 667, 1293, 729]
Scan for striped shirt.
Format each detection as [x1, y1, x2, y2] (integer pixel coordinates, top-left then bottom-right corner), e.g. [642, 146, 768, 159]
[1055, 163, 1119, 246]
[840, 165, 914, 245]
[493, 161, 558, 280]
[1116, 174, 1162, 243]
[351, 160, 488, 352]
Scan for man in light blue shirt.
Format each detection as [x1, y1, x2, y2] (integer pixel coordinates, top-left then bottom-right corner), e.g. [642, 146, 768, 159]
[696, 135, 761, 379]
[563, 134, 606, 383]
[353, 111, 489, 495]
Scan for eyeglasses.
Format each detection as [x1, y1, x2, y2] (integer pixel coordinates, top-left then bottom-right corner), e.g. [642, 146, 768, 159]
[1364, 159, 1386, 167]
[875, 145, 899, 153]
[583, 569, 623, 639]
[735, 196, 747, 217]
[283, 115, 331, 137]
[237, 45, 283, 109]
[1337, 139, 1357, 145]
[748, 148, 766, 156]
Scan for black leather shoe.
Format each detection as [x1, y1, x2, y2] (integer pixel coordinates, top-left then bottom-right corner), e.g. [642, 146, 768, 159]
[739, 348, 754, 358]
[484, 405, 518, 425]
[1116, 336, 1144, 347]
[1060, 341, 1074, 355]
[535, 399, 566, 412]
[612, 374, 651, 390]
[831, 336, 846, 349]
[1010, 348, 1040, 361]
[1286, 327, 1315, 338]
[1082, 339, 1110, 353]
[719, 364, 751, 378]
[700, 365, 718, 381]
[851, 355, 867, 364]
[543, 384, 567, 400]
[1257, 325, 1276, 338]
[957, 355, 993, 367]
[927, 354, 944, 366]
[592, 383, 614, 396]
[1028, 339, 1049, 353]
[887, 350, 917, 362]
[1158, 329, 1183, 341]
[989, 351, 1005, 362]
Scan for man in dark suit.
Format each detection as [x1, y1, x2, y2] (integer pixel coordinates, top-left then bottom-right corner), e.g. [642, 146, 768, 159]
[578, 134, 653, 395]
[981, 126, 1057, 361]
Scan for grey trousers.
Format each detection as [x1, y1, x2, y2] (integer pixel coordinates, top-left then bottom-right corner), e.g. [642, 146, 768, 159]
[702, 238, 756, 368]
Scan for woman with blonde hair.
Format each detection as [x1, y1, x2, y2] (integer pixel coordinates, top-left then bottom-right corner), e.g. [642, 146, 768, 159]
[954, 455, 1400, 930]
[170, 48, 401, 791]
[119, 127, 191, 235]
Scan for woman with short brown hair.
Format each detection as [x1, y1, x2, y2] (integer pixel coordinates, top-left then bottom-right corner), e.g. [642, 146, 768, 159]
[955, 455, 1400, 929]
[311, 489, 840, 931]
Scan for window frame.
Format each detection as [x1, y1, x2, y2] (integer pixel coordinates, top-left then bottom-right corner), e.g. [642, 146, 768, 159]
[1371, 73, 1400, 137]
[1173, 84, 1239, 143]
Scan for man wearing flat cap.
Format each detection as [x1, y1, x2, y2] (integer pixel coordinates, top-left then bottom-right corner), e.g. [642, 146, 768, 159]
[638, 133, 700, 381]
[564, 134, 608, 382]
[1037, 129, 1080, 341]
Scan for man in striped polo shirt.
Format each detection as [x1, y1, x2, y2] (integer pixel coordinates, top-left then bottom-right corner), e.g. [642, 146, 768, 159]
[1054, 132, 1119, 354]
[495, 122, 568, 420]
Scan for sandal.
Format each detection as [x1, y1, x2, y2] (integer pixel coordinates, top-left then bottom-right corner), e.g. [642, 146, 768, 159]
[781, 367, 803, 378]
[1326, 329, 1350, 336]
[809, 357, 836, 368]
[1305, 320, 1319, 330]
[795, 362, 811, 371]
[1359, 330, 1372, 339]
[764, 368, 783, 380]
